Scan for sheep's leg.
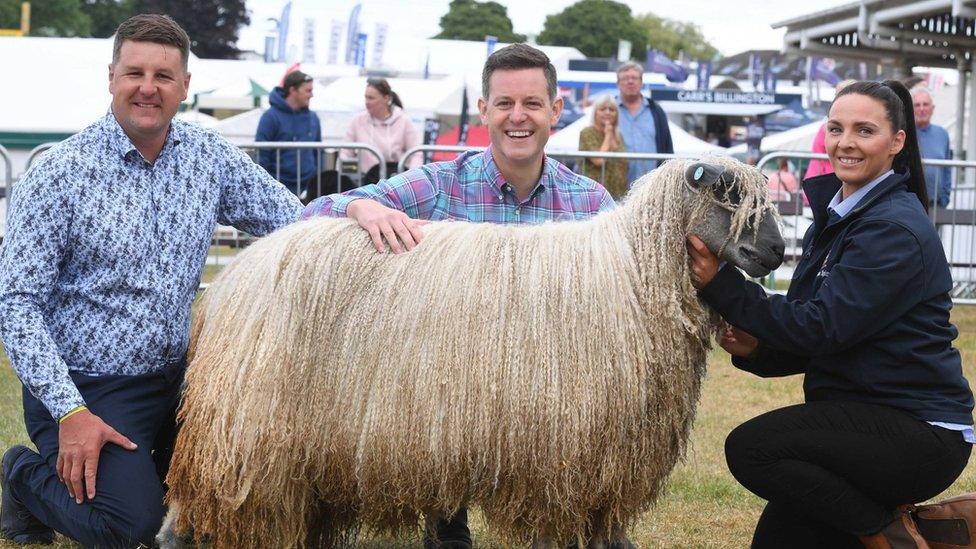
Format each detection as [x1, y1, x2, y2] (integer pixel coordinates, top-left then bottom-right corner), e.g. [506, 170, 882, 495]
[155, 503, 185, 549]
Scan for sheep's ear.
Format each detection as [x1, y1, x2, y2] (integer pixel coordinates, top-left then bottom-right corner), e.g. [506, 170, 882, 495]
[685, 162, 726, 189]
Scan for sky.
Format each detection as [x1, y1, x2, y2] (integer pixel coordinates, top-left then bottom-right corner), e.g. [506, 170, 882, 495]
[238, 0, 856, 63]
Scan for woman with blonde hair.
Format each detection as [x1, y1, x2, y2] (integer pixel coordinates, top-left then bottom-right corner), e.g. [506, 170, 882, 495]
[578, 96, 628, 199]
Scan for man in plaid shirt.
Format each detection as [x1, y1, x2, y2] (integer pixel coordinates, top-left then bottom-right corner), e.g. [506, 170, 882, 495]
[303, 43, 615, 548]
[303, 44, 614, 254]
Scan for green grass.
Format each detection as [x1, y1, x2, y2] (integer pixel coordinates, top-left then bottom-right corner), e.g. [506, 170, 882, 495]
[1, 306, 974, 548]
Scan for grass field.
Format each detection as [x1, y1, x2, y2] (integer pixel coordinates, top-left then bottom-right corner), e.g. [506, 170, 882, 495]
[0, 306, 973, 548]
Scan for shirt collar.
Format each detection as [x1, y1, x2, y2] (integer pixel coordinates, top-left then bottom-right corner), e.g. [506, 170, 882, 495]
[104, 110, 183, 162]
[828, 169, 893, 219]
[480, 146, 550, 200]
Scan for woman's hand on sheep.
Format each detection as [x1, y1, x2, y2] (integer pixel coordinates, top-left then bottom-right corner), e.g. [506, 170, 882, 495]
[686, 234, 719, 289]
[347, 199, 430, 254]
[719, 326, 760, 358]
[57, 410, 137, 504]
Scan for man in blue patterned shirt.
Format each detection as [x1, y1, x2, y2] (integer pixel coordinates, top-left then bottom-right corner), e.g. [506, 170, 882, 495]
[0, 15, 301, 547]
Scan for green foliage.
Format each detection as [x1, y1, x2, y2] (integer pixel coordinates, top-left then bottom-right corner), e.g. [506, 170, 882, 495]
[537, 0, 646, 59]
[81, 0, 134, 38]
[132, 0, 250, 59]
[636, 12, 721, 61]
[0, 0, 92, 37]
[434, 0, 525, 42]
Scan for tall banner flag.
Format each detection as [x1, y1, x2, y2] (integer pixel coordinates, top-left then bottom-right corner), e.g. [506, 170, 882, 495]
[645, 48, 688, 83]
[355, 32, 367, 68]
[810, 57, 841, 85]
[485, 35, 497, 57]
[371, 23, 388, 68]
[327, 20, 343, 65]
[423, 52, 431, 79]
[344, 3, 362, 64]
[749, 53, 761, 89]
[302, 18, 316, 63]
[423, 118, 440, 163]
[695, 61, 712, 90]
[457, 87, 470, 146]
[276, 1, 292, 62]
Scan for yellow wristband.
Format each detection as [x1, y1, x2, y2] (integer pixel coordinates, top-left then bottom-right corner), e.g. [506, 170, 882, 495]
[59, 405, 88, 424]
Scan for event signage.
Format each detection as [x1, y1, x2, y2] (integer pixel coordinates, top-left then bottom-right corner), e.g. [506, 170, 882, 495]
[652, 89, 801, 106]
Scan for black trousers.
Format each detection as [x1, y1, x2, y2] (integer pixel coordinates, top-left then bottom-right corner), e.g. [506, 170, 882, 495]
[725, 401, 971, 548]
[8, 363, 184, 548]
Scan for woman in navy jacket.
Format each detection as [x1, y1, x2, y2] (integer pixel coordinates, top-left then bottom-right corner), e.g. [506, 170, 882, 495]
[687, 80, 973, 548]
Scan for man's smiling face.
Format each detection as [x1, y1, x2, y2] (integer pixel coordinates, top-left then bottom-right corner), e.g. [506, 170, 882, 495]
[479, 67, 563, 168]
[109, 40, 190, 146]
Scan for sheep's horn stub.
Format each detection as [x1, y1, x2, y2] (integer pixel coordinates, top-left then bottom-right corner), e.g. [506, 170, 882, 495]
[685, 162, 726, 189]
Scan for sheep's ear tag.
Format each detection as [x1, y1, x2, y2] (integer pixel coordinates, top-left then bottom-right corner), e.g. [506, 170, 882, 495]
[686, 162, 725, 189]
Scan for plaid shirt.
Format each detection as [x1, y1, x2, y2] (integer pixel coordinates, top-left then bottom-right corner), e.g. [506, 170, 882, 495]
[302, 148, 614, 223]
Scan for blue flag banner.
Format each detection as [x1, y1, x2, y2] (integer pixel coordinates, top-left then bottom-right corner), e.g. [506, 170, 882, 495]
[750, 54, 761, 89]
[458, 87, 469, 146]
[486, 35, 497, 57]
[355, 32, 367, 67]
[276, 1, 292, 62]
[810, 57, 841, 86]
[644, 48, 688, 83]
[423, 52, 430, 79]
[695, 61, 712, 90]
[344, 3, 361, 64]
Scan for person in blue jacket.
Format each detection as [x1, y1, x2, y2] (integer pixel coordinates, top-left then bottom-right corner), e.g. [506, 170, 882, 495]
[256, 70, 322, 201]
[687, 80, 973, 548]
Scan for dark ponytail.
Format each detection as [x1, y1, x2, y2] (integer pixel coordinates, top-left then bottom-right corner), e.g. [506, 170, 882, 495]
[833, 80, 929, 211]
[366, 77, 404, 110]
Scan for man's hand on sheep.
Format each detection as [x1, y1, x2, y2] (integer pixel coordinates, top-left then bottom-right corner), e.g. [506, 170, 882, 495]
[346, 199, 430, 254]
[57, 409, 137, 504]
[686, 234, 719, 289]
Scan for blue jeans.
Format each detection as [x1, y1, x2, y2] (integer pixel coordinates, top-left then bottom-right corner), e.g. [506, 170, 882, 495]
[7, 362, 184, 548]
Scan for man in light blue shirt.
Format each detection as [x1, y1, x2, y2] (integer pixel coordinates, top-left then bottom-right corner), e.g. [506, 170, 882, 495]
[615, 61, 673, 185]
[911, 87, 952, 208]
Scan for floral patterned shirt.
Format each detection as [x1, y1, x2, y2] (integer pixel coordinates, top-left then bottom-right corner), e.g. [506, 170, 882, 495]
[0, 113, 302, 419]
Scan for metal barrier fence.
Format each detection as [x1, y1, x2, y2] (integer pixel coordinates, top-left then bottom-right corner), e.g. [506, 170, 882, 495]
[756, 151, 976, 304]
[12, 140, 976, 303]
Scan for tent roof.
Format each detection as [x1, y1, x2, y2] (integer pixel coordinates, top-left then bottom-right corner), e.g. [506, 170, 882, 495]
[317, 76, 479, 117]
[772, 0, 976, 69]
[547, 104, 726, 156]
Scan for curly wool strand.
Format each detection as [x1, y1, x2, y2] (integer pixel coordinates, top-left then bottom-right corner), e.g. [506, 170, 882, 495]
[165, 156, 773, 547]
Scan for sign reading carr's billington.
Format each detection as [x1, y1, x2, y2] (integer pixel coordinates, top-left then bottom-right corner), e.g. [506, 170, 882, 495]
[652, 89, 802, 106]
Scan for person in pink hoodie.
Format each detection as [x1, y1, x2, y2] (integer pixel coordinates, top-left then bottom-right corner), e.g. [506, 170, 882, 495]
[344, 78, 422, 184]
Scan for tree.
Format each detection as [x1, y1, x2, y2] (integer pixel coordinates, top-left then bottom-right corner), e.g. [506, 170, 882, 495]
[0, 0, 92, 37]
[81, 0, 134, 38]
[537, 0, 646, 59]
[636, 13, 720, 61]
[435, 0, 525, 43]
[132, 0, 249, 59]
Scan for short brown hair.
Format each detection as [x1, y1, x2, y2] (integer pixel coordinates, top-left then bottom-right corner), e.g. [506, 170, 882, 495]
[481, 43, 558, 101]
[283, 71, 313, 95]
[113, 14, 191, 70]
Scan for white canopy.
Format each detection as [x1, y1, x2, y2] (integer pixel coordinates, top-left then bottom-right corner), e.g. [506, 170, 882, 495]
[317, 75, 480, 118]
[547, 103, 728, 156]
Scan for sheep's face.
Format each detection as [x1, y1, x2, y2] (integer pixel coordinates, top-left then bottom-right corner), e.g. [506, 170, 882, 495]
[684, 162, 785, 278]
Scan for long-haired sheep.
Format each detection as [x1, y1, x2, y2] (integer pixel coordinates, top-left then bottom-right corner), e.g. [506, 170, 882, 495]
[160, 156, 785, 548]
